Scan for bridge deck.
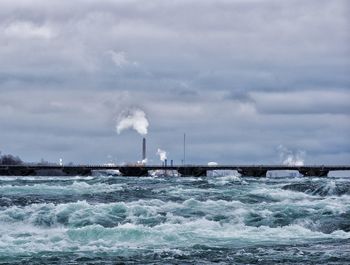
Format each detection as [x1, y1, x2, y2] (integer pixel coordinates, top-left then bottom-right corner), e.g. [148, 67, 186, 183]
[0, 164, 349, 177]
[1, 164, 349, 171]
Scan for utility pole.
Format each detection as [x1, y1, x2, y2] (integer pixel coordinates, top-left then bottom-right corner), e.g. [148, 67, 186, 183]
[183, 133, 186, 165]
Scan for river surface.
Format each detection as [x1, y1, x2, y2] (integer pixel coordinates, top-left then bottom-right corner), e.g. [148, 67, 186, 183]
[0, 173, 349, 264]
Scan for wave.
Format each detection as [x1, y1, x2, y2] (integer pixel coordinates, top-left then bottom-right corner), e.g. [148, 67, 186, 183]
[1, 196, 349, 234]
[0, 181, 124, 196]
[208, 174, 248, 186]
[282, 180, 350, 196]
[0, 216, 348, 256]
[0, 175, 349, 260]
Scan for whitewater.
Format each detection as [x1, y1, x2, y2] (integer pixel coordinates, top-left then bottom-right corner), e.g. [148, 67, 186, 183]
[0, 173, 349, 264]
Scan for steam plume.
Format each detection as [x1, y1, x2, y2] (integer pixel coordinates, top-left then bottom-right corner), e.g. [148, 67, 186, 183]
[157, 148, 167, 162]
[116, 108, 149, 136]
[137, 158, 147, 165]
[277, 145, 305, 166]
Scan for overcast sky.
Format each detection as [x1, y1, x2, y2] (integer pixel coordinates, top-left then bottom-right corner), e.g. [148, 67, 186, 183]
[0, 0, 349, 165]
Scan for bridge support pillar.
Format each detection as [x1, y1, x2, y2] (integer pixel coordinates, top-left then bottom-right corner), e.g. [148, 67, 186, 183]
[119, 167, 148, 177]
[178, 167, 207, 177]
[237, 167, 267, 177]
[62, 168, 92, 176]
[0, 168, 36, 176]
[298, 168, 329, 177]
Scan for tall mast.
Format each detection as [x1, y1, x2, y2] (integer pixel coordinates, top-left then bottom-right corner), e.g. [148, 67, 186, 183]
[183, 133, 186, 165]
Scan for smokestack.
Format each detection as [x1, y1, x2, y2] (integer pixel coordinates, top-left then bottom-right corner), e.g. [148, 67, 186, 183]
[142, 137, 146, 161]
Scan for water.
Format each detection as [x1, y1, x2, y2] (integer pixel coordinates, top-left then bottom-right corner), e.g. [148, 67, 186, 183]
[0, 173, 349, 264]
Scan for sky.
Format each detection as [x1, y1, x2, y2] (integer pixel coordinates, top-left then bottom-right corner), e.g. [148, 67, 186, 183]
[0, 0, 349, 165]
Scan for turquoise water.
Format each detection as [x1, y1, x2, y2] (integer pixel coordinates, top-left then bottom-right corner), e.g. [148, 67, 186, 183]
[0, 173, 349, 264]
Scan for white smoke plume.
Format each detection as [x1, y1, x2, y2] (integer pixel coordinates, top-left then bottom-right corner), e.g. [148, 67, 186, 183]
[157, 148, 167, 162]
[137, 158, 147, 165]
[277, 145, 305, 166]
[116, 108, 149, 136]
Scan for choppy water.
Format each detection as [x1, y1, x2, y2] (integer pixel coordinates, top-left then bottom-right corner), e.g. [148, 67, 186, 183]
[0, 173, 349, 264]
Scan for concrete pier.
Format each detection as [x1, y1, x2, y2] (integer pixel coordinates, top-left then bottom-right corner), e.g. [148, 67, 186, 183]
[178, 166, 207, 177]
[62, 167, 92, 176]
[119, 167, 148, 176]
[298, 167, 329, 177]
[237, 167, 268, 177]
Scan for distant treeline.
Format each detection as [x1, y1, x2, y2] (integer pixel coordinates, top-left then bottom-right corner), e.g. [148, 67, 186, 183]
[0, 151, 71, 166]
[0, 152, 23, 165]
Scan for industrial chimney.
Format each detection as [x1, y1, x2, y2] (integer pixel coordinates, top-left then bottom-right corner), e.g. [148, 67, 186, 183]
[142, 137, 146, 161]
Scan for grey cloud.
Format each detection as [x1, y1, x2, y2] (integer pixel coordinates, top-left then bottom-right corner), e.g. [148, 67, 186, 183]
[0, 0, 349, 165]
[251, 90, 350, 114]
[1, 87, 349, 164]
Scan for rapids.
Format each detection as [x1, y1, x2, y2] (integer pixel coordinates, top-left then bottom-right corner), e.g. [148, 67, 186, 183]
[0, 173, 349, 264]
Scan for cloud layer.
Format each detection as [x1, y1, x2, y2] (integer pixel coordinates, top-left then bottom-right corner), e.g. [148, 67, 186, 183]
[0, 0, 349, 165]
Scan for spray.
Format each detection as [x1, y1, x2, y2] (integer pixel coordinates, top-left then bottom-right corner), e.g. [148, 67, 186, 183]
[277, 145, 305, 166]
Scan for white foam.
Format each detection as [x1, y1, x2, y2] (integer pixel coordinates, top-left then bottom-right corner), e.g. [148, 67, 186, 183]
[1, 177, 350, 255]
[208, 174, 248, 186]
[0, 181, 124, 195]
[0, 199, 349, 256]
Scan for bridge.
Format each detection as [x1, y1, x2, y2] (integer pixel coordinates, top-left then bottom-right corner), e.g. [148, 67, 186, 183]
[0, 164, 349, 177]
